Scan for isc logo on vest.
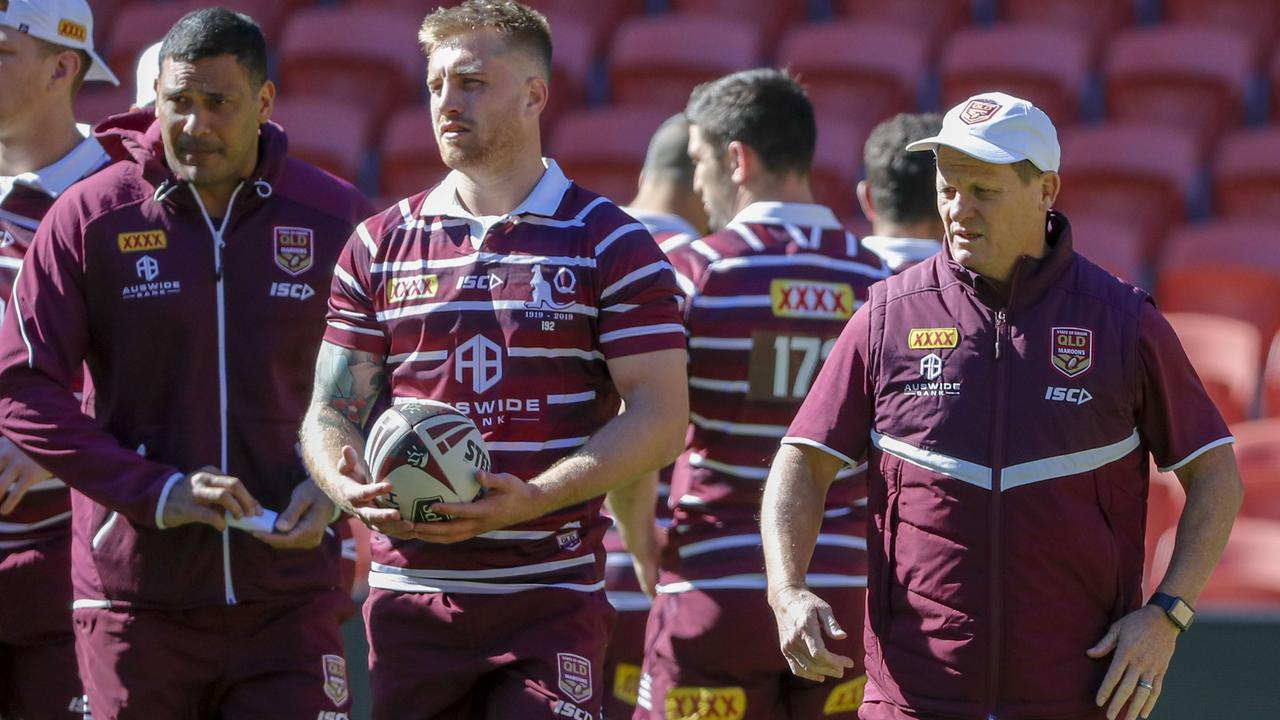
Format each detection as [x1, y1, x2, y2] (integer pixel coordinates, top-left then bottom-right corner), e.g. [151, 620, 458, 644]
[269, 282, 315, 300]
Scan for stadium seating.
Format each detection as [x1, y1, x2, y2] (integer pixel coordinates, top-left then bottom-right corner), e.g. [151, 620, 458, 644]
[1056, 123, 1199, 262]
[1164, 313, 1262, 426]
[1267, 333, 1280, 418]
[777, 22, 928, 128]
[608, 15, 763, 111]
[811, 116, 872, 219]
[378, 106, 449, 200]
[1156, 220, 1280, 350]
[1104, 26, 1255, 154]
[1066, 214, 1146, 288]
[1153, 518, 1280, 608]
[278, 7, 424, 127]
[1273, 51, 1280, 123]
[548, 107, 674, 205]
[1213, 129, 1280, 220]
[1233, 419, 1280, 521]
[538, 12, 593, 123]
[666, 0, 809, 54]
[73, 84, 135, 127]
[835, 0, 971, 56]
[939, 24, 1091, 125]
[104, 1, 191, 80]
[271, 98, 374, 185]
[1163, 0, 1280, 47]
[525, 0, 643, 55]
[997, 0, 1132, 52]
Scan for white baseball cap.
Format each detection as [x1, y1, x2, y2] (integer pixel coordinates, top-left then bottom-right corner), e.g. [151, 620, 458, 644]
[906, 91, 1059, 172]
[134, 41, 162, 108]
[0, 0, 120, 86]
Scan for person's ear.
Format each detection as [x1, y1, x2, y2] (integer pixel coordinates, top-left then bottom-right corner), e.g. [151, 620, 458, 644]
[856, 180, 876, 221]
[1039, 171, 1061, 211]
[727, 141, 749, 185]
[48, 49, 82, 92]
[526, 75, 549, 117]
[257, 79, 276, 125]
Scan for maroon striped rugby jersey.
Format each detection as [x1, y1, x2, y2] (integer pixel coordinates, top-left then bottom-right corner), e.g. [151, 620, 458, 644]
[665, 202, 889, 527]
[324, 160, 685, 593]
[0, 131, 109, 549]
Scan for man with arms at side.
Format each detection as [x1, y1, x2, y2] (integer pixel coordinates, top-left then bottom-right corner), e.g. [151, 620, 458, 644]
[763, 92, 1242, 720]
[855, 113, 944, 274]
[0, 0, 119, 716]
[0, 9, 370, 719]
[298, 3, 687, 719]
[633, 69, 887, 720]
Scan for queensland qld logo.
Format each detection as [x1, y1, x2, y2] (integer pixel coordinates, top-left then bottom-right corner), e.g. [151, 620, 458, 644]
[770, 279, 853, 320]
[273, 226, 314, 276]
[321, 654, 349, 707]
[907, 327, 959, 350]
[557, 653, 593, 704]
[1051, 327, 1093, 378]
[960, 98, 1002, 125]
[386, 274, 439, 304]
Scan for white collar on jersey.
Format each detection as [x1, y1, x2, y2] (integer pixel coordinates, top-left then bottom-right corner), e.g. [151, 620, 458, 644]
[619, 207, 698, 238]
[730, 201, 842, 230]
[861, 235, 944, 272]
[0, 124, 109, 204]
[417, 157, 571, 220]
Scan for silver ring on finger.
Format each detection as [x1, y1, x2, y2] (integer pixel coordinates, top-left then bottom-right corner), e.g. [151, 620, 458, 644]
[1136, 679, 1155, 692]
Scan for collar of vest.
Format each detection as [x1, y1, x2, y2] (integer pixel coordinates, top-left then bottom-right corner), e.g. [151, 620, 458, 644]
[944, 209, 1075, 310]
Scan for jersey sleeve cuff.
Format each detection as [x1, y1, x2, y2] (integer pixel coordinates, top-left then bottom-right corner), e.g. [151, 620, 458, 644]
[153, 472, 185, 529]
[781, 436, 860, 469]
[1157, 435, 1235, 474]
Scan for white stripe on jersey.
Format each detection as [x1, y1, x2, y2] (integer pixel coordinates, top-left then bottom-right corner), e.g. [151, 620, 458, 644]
[845, 231, 859, 256]
[600, 260, 672, 299]
[677, 533, 867, 559]
[656, 573, 866, 594]
[690, 295, 772, 309]
[355, 222, 378, 255]
[333, 265, 370, 302]
[546, 390, 597, 405]
[397, 198, 414, 225]
[672, 270, 698, 297]
[375, 299, 598, 322]
[371, 252, 597, 274]
[369, 574, 606, 595]
[601, 303, 638, 313]
[514, 196, 611, 229]
[689, 412, 788, 438]
[711, 253, 890, 278]
[687, 451, 767, 479]
[688, 377, 748, 394]
[598, 323, 684, 344]
[727, 222, 766, 251]
[0, 208, 40, 230]
[594, 222, 647, 256]
[659, 233, 693, 253]
[688, 336, 753, 350]
[607, 590, 652, 612]
[690, 240, 721, 262]
[507, 346, 604, 361]
[487, 436, 590, 452]
[0, 257, 22, 270]
[326, 320, 384, 337]
[387, 349, 449, 364]
[371, 554, 593, 580]
[333, 308, 369, 320]
[0, 511, 72, 533]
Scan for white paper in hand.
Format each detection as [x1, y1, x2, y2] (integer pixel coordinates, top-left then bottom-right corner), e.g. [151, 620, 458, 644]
[226, 508, 279, 533]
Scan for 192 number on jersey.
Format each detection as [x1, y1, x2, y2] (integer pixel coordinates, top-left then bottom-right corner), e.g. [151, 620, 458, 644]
[747, 331, 837, 401]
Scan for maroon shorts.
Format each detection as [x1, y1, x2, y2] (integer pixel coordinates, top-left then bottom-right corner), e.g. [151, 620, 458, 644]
[603, 603, 648, 720]
[0, 535, 81, 720]
[634, 586, 867, 720]
[365, 587, 615, 720]
[73, 591, 351, 720]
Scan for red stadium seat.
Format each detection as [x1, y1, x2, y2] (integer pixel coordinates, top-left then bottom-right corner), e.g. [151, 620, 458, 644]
[939, 24, 1091, 126]
[997, 0, 1132, 52]
[539, 12, 592, 124]
[608, 15, 763, 112]
[548, 108, 674, 204]
[72, 84, 135, 127]
[1273, 51, 1280, 123]
[526, 0, 644, 55]
[1164, 0, 1280, 47]
[1213, 128, 1280, 220]
[106, 0, 291, 80]
[378, 106, 449, 200]
[1143, 466, 1184, 595]
[811, 116, 872, 219]
[279, 7, 424, 127]
[271, 97, 374, 185]
[1233, 419, 1280, 521]
[1156, 220, 1280, 349]
[1164, 313, 1262, 426]
[777, 22, 928, 128]
[836, 0, 971, 57]
[1056, 123, 1198, 263]
[1104, 27, 1255, 155]
[1066, 215, 1145, 288]
[667, 0, 809, 54]
[1153, 518, 1280, 609]
[1267, 333, 1280, 418]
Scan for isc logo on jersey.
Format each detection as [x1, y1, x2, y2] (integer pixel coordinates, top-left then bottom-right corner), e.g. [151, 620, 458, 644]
[386, 274, 438, 304]
[770, 279, 854, 320]
[664, 687, 746, 720]
[270, 282, 315, 300]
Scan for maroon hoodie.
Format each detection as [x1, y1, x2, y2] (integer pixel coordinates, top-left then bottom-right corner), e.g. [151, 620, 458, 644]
[0, 112, 372, 609]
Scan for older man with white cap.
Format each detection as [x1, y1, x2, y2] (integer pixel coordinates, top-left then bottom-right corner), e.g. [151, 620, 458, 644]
[761, 91, 1242, 720]
[0, 0, 118, 717]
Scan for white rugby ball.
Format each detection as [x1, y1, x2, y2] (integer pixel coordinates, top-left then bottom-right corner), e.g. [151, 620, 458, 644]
[363, 400, 490, 522]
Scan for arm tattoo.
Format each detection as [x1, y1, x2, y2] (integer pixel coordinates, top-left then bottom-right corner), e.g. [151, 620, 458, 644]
[311, 341, 387, 429]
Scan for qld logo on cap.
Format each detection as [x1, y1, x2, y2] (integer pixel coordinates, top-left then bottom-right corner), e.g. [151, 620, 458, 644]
[960, 98, 1002, 125]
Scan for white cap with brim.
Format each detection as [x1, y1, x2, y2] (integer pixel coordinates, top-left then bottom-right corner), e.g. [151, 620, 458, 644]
[906, 91, 1059, 172]
[0, 0, 120, 86]
[134, 41, 162, 108]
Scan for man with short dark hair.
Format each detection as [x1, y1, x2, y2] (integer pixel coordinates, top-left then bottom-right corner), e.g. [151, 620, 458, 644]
[299, 2, 688, 718]
[0, 8, 371, 719]
[763, 92, 1242, 720]
[856, 113, 944, 273]
[622, 113, 707, 244]
[0, 1, 119, 716]
[632, 68, 886, 720]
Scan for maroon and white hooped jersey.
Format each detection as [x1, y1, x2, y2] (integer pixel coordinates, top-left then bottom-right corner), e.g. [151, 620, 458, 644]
[324, 160, 685, 594]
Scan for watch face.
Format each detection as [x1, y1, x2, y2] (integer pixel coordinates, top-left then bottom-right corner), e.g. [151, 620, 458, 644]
[1169, 599, 1195, 630]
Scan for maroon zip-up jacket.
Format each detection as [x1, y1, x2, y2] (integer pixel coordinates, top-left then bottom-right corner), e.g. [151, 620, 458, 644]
[786, 212, 1232, 720]
[0, 111, 372, 610]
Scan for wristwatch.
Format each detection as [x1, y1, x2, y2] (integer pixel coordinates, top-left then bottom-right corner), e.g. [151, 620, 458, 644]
[1148, 592, 1195, 632]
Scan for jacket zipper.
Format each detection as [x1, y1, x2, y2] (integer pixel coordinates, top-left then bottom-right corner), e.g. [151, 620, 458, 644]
[988, 308, 1009, 720]
[190, 183, 244, 605]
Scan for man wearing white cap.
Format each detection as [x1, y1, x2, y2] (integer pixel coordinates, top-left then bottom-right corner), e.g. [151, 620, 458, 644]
[0, 0, 118, 717]
[762, 92, 1242, 720]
